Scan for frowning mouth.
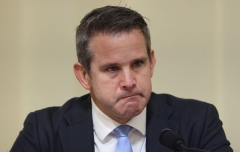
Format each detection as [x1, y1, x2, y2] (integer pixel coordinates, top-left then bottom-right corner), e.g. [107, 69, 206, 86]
[121, 94, 140, 99]
[117, 91, 144, 101]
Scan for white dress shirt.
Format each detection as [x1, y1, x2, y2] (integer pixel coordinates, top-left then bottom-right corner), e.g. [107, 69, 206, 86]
[92, 99, 146, 152]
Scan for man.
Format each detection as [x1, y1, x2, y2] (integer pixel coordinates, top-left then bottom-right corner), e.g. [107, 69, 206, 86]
[11, 6, 232, 152]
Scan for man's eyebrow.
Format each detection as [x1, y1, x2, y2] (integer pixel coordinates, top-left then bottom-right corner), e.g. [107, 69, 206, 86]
[99, 56, 148, 69]
[99, 63, 119, 69]
[132, 56, 148, 62]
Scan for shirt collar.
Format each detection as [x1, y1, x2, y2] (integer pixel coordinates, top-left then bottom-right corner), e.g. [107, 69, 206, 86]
[92, 98, 146, 141]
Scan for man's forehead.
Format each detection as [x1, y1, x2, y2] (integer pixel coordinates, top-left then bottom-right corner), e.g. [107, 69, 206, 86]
[90, 31, 146, 52]
[91, 29, 144, 39]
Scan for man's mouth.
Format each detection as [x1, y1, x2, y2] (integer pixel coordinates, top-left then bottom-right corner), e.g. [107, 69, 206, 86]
[121, 94, 140, 99]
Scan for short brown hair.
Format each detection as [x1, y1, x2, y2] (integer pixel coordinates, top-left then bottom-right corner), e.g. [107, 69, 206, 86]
[76, 6, 151, 74]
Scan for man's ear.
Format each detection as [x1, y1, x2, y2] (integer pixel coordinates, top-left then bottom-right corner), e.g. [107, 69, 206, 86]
[73, 62, 91, 90]
[150, 50, 156, 77]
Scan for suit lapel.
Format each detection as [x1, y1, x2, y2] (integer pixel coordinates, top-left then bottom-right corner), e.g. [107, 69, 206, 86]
[58, 93, 180, 152]
[59, 96, 95, 152]
[146, 93, 179, 152]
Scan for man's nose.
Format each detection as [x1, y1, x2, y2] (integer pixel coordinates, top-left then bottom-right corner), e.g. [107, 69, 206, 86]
[120, 69, 136, 90]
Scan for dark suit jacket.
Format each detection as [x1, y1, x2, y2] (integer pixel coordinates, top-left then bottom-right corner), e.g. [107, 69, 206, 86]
[10, 93, 233, 152]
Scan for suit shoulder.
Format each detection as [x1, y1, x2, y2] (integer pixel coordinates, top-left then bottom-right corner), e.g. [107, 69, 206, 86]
[151, 93, 211, 108]
[33, 93, 90, 117]
[26, 93, 91, 131]
[149, 93, 216, 117]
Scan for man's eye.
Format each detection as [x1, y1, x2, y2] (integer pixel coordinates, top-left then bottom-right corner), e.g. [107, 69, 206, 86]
[107, 66, 119, 72]
[132, 61, 143, 67]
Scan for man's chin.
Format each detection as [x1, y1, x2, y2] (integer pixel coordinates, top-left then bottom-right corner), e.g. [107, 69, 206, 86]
[114, 108, 143, 123]
[125, 106, 142, 117]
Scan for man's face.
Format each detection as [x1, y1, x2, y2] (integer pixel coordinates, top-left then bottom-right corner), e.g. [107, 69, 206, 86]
[75, 29, 156, 124]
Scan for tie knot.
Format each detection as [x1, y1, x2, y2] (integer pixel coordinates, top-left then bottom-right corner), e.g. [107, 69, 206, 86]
[114, 125, 132, 137]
